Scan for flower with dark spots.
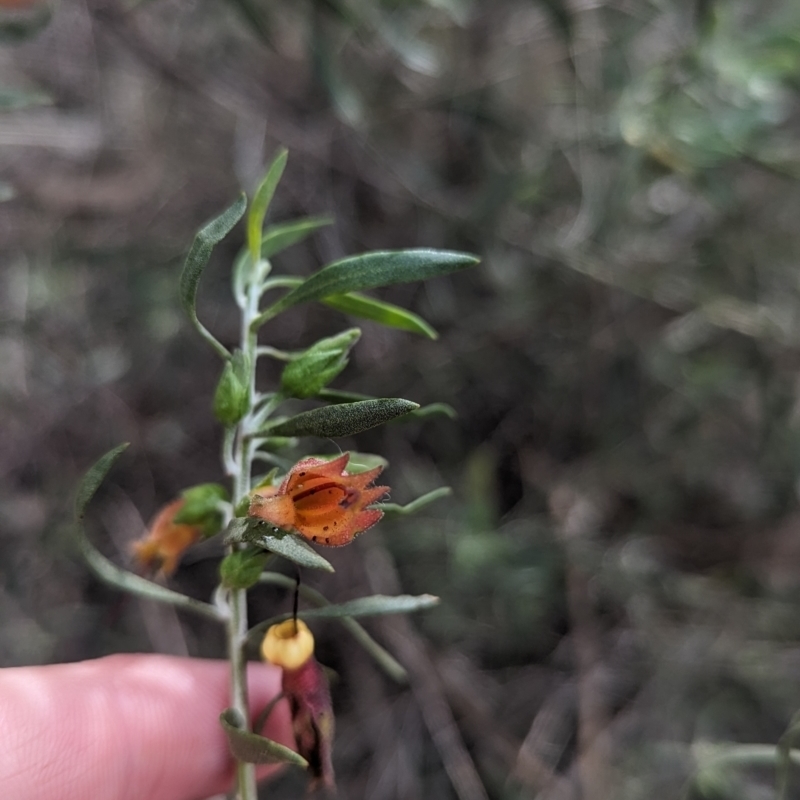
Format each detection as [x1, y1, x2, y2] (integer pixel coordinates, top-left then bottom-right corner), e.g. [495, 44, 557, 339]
[248, 453, 388, 546]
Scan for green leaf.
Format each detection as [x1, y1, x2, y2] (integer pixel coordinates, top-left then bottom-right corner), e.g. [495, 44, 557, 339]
[378, 487, 452, 515]
[317, 392, 455, 422]
[322, 292, 438, 338]
[248, 149, 288, 263]
[256, 572, 407, 683]
[220, 708, 308, 767]
[262, 216, 333, 258]
[226, 519, 334, 572]
[266, 398, 419, 438]
[252, 593, 440, 635]
[253, 249, 479, 327]
[220, 549, 270, 590]
[75, 443, 130, 520]
[406, 402, 457, 421]
[280, 328, 361, 399]
[316, 388, 373, 403]
[297, 593, 439, 619]
[180, 194, 246, 360]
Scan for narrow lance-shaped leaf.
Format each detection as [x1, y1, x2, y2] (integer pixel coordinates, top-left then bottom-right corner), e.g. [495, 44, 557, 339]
[378, 487, 452, 515]
[253, 249, 479, 327]
[220, 708, 308, 767]
[262, 216, 333, 259]
[316, 391, 455, 422]
[297, 594, 439, 620]
[266, 398, 419, 438]
[249, 593, 440, 640]
[248, 149, 288, 263]
[226, 519, 334, 573]
[256, 572, 407, 683]
[180, 194, 247, 360]
[256, 276, 436, 338]
[321, 292, 438, 339]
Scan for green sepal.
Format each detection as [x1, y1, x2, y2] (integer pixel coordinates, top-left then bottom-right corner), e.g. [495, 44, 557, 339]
[180, 194, 246, 360]
[174, 483, 229, 536]
[280, 328, 361, 399]
[213, 349, 250, 425]
[322, 292, 438, 338]
[220, 708, 308, 767]
[252, 467, 280, 492]
[219, 549, 270, 590]
[262, 216, 333, 258]
[253, 249, 479, 327]
[248, 149, 288, 263]
[266, 398, 419, 438]
[234, 495, 251, 518]
[226, 518, 334, 572]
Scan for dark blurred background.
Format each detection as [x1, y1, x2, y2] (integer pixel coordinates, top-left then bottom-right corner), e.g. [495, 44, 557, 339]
[4, 0, 800, 797]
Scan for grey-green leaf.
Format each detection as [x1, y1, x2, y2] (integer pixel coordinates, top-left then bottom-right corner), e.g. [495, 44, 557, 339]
[378, 487, 452, 515]
[220, 708, 308, 767]
[255, 249, 478, 325]
[76, 524, 222, 621]
[227, 519, 334, 572]
[262, 216, 333, 258]
[298, 593, 439, 620]
[75, 443, 130, 520]
[180, 194, 247, 360]
[254, 594, 440, 633]
[322, 292, 438, 338]
[267, 398, 419, 438]
[248, 149, 288, 262]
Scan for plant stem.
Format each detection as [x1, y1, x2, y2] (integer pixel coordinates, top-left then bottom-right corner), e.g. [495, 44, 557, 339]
[225, 255, 271, 800]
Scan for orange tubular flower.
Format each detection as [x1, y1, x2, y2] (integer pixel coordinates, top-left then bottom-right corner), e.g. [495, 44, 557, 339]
[248, 453, 388, 546]
[131, 498, 202, 576]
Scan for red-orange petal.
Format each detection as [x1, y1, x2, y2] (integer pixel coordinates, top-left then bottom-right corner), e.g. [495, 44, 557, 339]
[249, 493, 296, 529]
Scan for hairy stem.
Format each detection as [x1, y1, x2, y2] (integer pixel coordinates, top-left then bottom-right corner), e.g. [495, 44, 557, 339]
[225, 255, 271, 800]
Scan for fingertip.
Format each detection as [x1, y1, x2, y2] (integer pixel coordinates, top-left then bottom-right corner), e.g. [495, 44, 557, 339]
[0, 655, 297, 800]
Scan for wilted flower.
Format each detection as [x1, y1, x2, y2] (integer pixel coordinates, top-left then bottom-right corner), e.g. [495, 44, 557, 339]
[261, 619, 335, 790]
[248, 453, 387, 546]
[131, 498, 202, 576]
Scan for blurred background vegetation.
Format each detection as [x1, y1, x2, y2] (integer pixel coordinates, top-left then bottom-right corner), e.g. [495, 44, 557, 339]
[4, 0, 800, 797]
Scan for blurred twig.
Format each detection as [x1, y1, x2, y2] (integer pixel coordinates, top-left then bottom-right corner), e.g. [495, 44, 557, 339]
[364, 542, 490, 800]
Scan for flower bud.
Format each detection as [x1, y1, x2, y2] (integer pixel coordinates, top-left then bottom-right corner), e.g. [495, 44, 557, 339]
[280, 328, 361, 399]
[213, 350, 249, 425]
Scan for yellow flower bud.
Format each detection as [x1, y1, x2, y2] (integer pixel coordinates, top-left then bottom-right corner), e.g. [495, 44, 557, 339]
[261, 619, 314, 670]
